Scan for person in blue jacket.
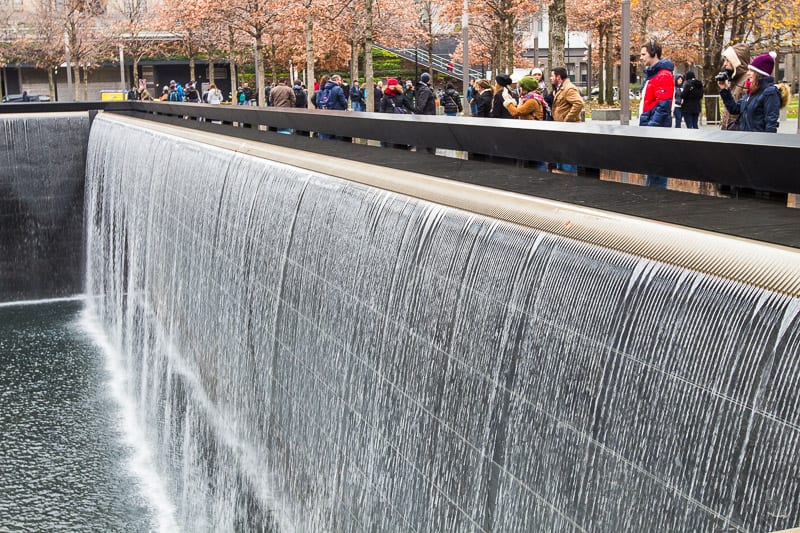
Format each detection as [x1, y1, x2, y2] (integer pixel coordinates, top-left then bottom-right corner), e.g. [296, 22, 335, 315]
[719, 51, 780, 133]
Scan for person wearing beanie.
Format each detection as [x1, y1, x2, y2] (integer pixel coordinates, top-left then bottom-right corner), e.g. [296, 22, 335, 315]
[502, 76, 545, 120]
[680, 71, 703, 128]
[718, 51, 781, 132]
[379, 78, 412, 114]
[414, 72, 435, 116]
[440, 82, 463, 116]
[490, 74, 516, 119]
[719, 43, 751, 130]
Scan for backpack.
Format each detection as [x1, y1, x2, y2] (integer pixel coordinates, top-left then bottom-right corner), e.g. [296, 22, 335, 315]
[293, 86, 307, 107]
[317, 87, 332, 109]
[168, 90, 180, 102]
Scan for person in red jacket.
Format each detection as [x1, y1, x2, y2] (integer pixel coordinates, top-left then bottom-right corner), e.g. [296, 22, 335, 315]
[638, 38, 675, 189]
[639, 38, 675, 128]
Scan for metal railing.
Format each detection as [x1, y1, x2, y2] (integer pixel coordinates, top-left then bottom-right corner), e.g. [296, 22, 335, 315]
[3, 101, 800, 196]
[373, 44, 483, 79]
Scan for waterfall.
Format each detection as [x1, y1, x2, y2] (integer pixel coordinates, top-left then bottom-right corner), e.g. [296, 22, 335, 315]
[84, 114, 800, 532]
[0, 113, 88, 301]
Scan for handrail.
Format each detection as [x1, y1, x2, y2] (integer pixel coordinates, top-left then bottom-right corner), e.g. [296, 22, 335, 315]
[4, 101, 800, 196]
[373, 43, 483, 79]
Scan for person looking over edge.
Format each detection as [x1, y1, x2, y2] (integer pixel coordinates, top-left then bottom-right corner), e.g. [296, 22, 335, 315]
[550, 67, 584, 122]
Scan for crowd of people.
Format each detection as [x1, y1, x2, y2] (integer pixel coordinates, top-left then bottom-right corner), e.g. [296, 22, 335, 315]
[130, 39, 790, 173]
[126, 38, 790, 138]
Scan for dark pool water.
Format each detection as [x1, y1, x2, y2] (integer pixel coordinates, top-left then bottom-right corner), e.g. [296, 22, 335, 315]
[0, 299, 157, 532]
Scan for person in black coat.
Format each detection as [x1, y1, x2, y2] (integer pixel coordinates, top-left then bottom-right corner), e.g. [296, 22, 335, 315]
[680, 71, 703, 129]
[490, 74, 516, 119]
[474, 79, 493, 117]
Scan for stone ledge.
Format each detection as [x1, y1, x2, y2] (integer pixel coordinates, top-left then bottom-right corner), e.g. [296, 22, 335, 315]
[592, 108, 621, 121]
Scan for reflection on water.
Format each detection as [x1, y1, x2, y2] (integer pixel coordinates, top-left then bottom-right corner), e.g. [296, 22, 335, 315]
[0, 300, 157, 532]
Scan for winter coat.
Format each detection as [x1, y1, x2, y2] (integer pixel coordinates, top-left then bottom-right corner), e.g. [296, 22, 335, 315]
[475, 89, 493, 117]
[414, 82, 436, 115]
[207, 88, 223, 104]
[639, 59, 675, 127]
[720, 44, 751, 130]
[315, 80, 348, 111]
[720, 76, 781, 132]
[681, 78, 704, 114]
[552, 78, 584, 122]
[440, 88, 463, 114]
[673, 76, 684, 108]
[293, 85, 308, 108]
[379, 91, 414, 114]
[269, 84, 296, 108]
[349, 85, 364, 104]
[490, 89, 515, 119]
[504, 92, 543, 120]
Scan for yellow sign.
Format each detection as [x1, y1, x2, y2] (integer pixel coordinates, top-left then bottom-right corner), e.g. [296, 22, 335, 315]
[101, 91, 126, 101]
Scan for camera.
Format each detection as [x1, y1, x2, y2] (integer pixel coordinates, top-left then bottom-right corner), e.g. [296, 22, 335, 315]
[714, 71, 729, 82]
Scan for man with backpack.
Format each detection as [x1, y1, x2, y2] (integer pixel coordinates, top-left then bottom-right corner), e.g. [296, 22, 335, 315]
[168, 82, 182, 102]
[293, 80, 308, 109]
[315, 74, 347, 111]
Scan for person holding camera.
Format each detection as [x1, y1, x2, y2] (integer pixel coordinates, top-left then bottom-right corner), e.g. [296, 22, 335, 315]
[718, 51, 780, 133]
[716, 44, 750, 130]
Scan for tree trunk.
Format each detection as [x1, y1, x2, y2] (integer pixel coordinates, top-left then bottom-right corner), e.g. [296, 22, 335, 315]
[506, 17, 515, 74]
[228, 26, 237, 103]
[81, 66, 88, 101]
[605, 26, 614, 105]
[133, 57, 140, 86]
[208, 58, 215, 86]
[597, 29, 605, 104]
[189, 55, 196, 85]
[48, 70, 55, 101]
[305, 13, 315, 108]
[350, 41, 359, 86]
[548, 0, 566, 68]
[254, 33, 265, 106]
[364, 0, 374, 113]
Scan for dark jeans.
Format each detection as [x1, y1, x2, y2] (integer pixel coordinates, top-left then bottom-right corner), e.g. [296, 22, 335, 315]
[683, 112, 699, 129]
[674, 108, 682, 128]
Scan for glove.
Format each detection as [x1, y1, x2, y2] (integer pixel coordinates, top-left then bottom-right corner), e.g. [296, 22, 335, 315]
[502, 91, 514, 107]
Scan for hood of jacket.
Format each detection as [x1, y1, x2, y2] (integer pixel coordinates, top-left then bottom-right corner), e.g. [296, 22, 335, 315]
[644, 59, 675, 80]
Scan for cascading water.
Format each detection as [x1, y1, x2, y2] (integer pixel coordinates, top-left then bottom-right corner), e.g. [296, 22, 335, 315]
[0, 113, 88, 300]
[84, 114, 800, 532]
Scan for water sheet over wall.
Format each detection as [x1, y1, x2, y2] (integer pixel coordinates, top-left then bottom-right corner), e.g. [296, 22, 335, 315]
[85, 114, 800, 532]
[0, 112, 88, 301]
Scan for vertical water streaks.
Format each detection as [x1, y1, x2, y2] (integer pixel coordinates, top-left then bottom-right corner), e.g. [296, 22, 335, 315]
[0, 113, 89, 301]
[85, 114, 800, 532]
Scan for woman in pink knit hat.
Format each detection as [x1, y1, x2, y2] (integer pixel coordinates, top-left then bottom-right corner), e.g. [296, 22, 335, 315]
[718, 51, 781, 132]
